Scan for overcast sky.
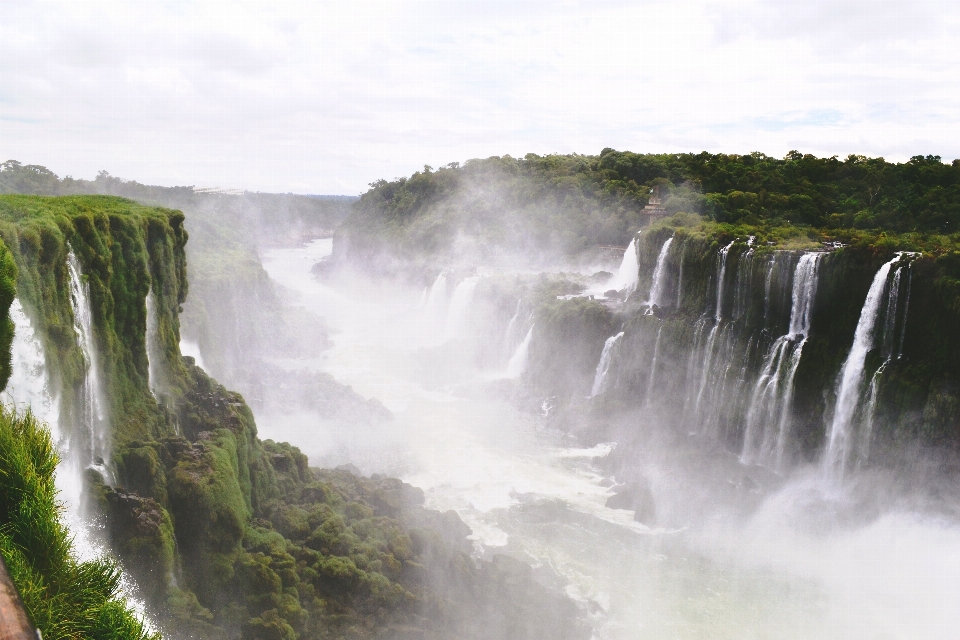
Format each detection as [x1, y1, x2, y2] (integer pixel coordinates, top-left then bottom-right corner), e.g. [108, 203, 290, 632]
[2, 0, 959, 194]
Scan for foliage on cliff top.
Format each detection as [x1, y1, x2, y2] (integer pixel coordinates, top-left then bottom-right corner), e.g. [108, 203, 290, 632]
[337, 150, 960, 265]
[0, 406, 157, 639]
[0, 194, 189, 448]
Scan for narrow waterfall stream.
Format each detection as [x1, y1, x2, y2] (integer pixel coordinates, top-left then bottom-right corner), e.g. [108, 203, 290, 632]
[741, 252, 823, 469]
[505, 325, 534, 379]
[254, 239, 960, 640]
[647, 236, 673, 307]
[590, 332, 624, 397]
[66, 251, 111, 481]
[823, 254, 903, 484]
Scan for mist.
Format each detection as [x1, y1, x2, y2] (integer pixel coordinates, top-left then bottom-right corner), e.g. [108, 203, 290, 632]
[180, 180, 960, 638]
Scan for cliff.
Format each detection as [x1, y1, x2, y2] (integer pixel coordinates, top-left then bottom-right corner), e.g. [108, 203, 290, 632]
[0, 195, 587, 640]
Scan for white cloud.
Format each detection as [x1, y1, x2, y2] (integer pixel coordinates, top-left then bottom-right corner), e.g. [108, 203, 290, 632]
[1, 0, 958, 193]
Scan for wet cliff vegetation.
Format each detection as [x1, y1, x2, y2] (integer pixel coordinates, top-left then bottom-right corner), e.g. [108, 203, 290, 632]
[0, 194, 586, 639]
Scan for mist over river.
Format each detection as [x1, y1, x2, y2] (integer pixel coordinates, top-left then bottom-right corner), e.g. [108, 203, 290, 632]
[242, 239, 960, 639]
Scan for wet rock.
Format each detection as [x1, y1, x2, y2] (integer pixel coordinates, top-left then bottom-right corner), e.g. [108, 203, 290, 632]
[605, 479, 656, 525]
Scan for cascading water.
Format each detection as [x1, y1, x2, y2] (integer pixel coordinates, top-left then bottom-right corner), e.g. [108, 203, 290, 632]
[823, 254, 904, 484]
[713, 241, 735, 321]
[2, 298, 60, 436]
[690, 241, 736, 425]
[146, 288, 162, 395]
[424, 272, 449, 321]
[590, 332, 624, 397]
[857, 258, 915, 467]
[504, 299, 523, 351]
[644, 325, 664, 407]
[446, 276, 480, 340]
[67, 251, 111, 478]
[609, 236, 640, 292]
[505, 325, 534, 379]
[741, 252, 823, 469]
[648, 236, 674, 308]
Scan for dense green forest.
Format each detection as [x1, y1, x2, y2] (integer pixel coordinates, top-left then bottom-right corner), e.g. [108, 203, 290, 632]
[335, 150, 960, 268]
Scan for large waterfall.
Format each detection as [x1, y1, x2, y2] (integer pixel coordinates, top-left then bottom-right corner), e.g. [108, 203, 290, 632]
[823, 254, 905, 483]
[741, 252, 823, 469]
[67, 251, 111, 479]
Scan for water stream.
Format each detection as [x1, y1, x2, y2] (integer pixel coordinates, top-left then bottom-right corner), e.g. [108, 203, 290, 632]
[254, 239, 960, 640]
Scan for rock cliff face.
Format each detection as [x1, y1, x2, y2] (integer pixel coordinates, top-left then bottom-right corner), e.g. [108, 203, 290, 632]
[0, 195, 588, 640]
[519, 225, 960, 470]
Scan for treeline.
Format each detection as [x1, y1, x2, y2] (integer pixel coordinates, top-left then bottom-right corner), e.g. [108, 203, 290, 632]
[337, 150, 960, 267]
[0, 160, 355, 242]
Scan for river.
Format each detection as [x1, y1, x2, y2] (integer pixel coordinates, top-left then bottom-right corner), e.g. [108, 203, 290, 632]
[258, 239, 960, 640]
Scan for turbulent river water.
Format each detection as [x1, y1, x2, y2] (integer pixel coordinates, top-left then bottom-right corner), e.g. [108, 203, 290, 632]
[258, 239, 960, 640]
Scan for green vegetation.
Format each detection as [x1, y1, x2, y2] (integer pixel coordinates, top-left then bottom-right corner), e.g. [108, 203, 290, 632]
[336, 150, 960, 268]
[0, 406, 156, 639]
[0, 194, 585, 639]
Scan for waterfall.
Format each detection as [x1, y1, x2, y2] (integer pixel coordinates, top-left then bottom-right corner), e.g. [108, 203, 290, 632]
[417, 286, 428, 309]
[446, 276, 480, 340]
[741, 253, 824, 469]
[644, 325, 664, 407]
[648, 236, 674, 308]
[590, 332, 624, 397]
[67, 251, 110, 478]
[146, 288, 162, 395]
[823, 254, 903, 483]
[762, 257, 775, 327]
[732, 247, 755, 321]
[860, 362, 886, 466]
[505, 325, 534, 379]
[610, 236, 640, 292]
[676, 252, 684, 308]
[854, 258, 916, 468]
[714, 241, 735, 320]
[424, 272, 449, 321]
[2, 298, 60, 437]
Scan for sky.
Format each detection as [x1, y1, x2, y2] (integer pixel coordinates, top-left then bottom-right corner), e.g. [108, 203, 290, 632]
[2, 0, 959, 194]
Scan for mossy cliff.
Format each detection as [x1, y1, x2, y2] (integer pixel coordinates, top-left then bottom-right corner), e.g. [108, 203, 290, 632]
[0, 195, 586, 639]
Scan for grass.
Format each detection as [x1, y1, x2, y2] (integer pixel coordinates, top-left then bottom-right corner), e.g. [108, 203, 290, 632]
[0, 405, 158, 639]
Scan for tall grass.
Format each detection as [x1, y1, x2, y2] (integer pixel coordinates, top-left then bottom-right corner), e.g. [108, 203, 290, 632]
[0, 405, 159, 639]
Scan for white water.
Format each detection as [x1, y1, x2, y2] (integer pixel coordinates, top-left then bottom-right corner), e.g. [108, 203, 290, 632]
[179, 339, 207, 370]
[648, 236, 674, 308]
[256, 239, 960, 640]
[2, 298, 60, 437]
[505, 325, 534, 379]
[67, 251, 110, 475]
[145, 288, 162, 395]
[644, 325, 663, 407]
[741, 253, 823, 469]
[590, 332, 624, 397]
[823, 255, 902, 484]
[425, 271, 449, 321]
[714, 241, 735, 320]
[446, 275, 480, 340]
[609, 237, 639, 292]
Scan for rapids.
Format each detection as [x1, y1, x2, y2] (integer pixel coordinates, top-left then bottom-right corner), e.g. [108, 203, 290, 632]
[246, 239, 960, 640]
